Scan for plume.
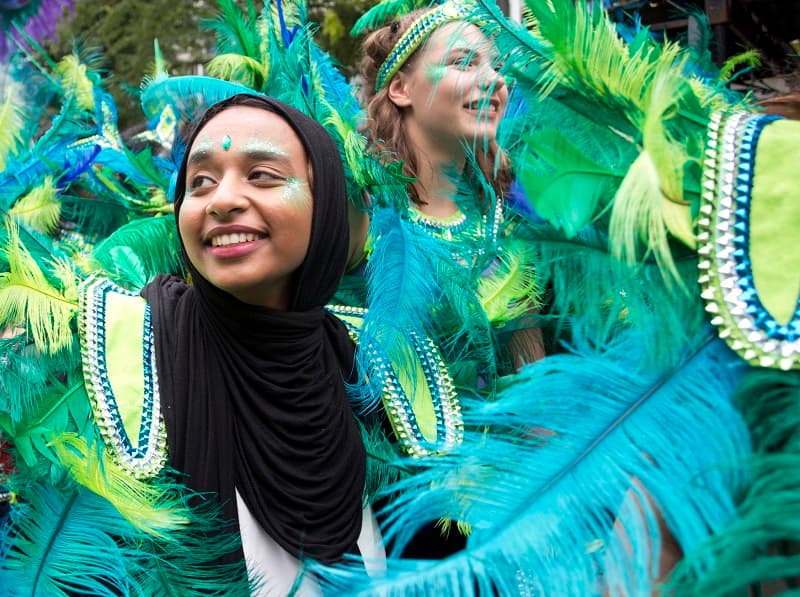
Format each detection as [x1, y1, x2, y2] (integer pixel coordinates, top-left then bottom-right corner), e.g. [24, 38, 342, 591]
[316, 328, 750, 595]
[0, 220, 79, 355]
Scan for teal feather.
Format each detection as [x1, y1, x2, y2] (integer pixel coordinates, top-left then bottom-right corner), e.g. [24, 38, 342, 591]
[350, 0, 428, 36]
[1, 484, 145, 596]
[354, 206, 452, 412]
[670, 370, 800, 595]
[91, 216, 183, 291]
[0, 336, 81, 428]
[0, 481, 251, 596]
[317, 329, 750, 595]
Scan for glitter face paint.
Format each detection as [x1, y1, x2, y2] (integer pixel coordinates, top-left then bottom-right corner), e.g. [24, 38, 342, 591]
[241, 139, 288, 157]
[282, 177, 311, 208]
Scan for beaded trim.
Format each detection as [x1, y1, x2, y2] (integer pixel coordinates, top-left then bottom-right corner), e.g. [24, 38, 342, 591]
[697, 112, 799, 370]
[375, 1, 477, 92]
[408, 196, 504, 262]
[326, 304, 464, 458]
[79, 277, 168, 478]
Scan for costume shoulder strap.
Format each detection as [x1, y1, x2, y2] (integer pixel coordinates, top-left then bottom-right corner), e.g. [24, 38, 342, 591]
[327, 303, 463, 458]
[78, 276, 167, 479]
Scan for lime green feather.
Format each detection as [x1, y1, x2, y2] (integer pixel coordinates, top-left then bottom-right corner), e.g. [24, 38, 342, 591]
[608, 150, 691, 290]
[49, 433, 189, 539]
[54, 54, 96, 112]
[0, 80, 25, 170]
[0, 220, 79, 356]
[206, 53, 270, 90]
[719, 49, 761, 83]
[8, 177, 62, 235]
[478, 239, 541, 324]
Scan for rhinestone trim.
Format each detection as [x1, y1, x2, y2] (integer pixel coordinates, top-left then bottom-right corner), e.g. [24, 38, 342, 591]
[698, 112, 799, 370]
[79, 276, 168, 478]
[326, 304, 464, 457]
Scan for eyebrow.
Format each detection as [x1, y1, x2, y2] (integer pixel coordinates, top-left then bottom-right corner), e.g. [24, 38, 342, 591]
[186, 147, 293, 169]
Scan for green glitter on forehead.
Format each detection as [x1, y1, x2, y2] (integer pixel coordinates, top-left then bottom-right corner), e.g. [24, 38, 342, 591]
[282, 177, 311, 208]
[221, 135, 232, 151]
[190, 137, 214, 155]
[242, 139, 288, 156]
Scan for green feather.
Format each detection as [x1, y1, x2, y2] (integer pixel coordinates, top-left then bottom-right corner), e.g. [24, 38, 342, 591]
[54, 55, 96, 113]
[518, 128, 624, 238]
[8, 177, 62, 235]
[0, 80, 25, 170]
[202, 0, 261, 58]
[0, 220, 79, 356]
[90, 215, 183, 291]
[351, 0, 424, 36]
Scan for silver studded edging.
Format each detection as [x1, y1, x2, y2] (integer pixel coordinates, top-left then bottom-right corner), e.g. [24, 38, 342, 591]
[79, 276, 168, 478]
[697, 112, 799, 370]
[327, 304, 464, 458]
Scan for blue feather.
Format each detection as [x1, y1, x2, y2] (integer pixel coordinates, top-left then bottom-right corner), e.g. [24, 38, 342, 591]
[354, 206, 454, 413]
[317, 327, 750, 595]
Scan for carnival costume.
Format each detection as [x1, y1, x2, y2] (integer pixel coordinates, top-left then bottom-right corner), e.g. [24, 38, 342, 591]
[2, 0, 800, 595]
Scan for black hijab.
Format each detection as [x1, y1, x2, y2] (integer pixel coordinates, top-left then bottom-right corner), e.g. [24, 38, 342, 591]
[141, 94, 365, 564]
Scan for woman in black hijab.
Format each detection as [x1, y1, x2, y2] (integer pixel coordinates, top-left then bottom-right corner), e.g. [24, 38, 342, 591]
[141, 93, 367, 592]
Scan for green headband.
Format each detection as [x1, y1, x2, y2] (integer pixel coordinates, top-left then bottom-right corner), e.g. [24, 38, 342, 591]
[375, 1, 477, 92]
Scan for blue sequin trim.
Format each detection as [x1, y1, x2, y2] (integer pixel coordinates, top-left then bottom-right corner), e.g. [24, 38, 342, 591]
[79, 276, 167, 478]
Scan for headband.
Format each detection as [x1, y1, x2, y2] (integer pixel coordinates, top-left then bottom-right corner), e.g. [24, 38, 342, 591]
[375, 1, 477, 92]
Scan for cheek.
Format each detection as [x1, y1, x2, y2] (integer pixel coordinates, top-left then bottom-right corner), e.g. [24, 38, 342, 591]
[176, 202, 204, 247]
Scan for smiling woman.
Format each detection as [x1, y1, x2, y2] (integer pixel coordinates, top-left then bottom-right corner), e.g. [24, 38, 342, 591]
[330, 0, 546, 560]
[0, 93, 381, 596]
[178, 105, 313, 309]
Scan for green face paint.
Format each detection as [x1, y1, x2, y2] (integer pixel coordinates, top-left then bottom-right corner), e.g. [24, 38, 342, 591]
[221, 135, 232, 151]
[425, 63, 448, 84]
[242, 139, 288, 156]
[282, 177, 311, 208]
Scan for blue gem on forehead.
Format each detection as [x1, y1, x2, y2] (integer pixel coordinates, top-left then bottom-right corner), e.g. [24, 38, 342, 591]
[222, 135, 232, 151]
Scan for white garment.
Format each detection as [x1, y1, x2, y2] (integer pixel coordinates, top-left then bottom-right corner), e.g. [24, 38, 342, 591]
[236, 490, 385, 596]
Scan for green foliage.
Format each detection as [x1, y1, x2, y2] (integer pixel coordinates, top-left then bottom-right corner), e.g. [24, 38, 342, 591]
[309, 0, 379, 77]
[48, 0, 219, 132]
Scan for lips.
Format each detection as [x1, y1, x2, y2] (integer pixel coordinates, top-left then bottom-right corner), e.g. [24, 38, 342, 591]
[463, 98, 500, 113]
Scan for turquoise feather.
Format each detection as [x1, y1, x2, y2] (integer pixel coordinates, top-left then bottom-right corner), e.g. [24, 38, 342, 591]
[316, 330, 750, 595]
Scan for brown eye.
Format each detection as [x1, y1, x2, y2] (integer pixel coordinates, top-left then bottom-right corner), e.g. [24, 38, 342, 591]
[249, 169, 282, 184]
[188, 174, 215, 191]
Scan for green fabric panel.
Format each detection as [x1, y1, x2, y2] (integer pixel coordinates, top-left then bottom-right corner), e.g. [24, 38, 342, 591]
[750, 119, 800, 325]
[394, 343, 437, 443]
[105, 291, 147, 448]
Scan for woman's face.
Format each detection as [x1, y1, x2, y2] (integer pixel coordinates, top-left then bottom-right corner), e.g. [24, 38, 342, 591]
[389, 21, 508, 158]
[179, 106, 313, 309]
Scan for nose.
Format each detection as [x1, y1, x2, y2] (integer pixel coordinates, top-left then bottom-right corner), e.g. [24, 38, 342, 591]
[480, 63, 506, 93]
[205, 174, 248, 217]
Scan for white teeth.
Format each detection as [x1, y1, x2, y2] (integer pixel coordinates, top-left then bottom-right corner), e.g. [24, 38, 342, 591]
[210, 232, 261, 247]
